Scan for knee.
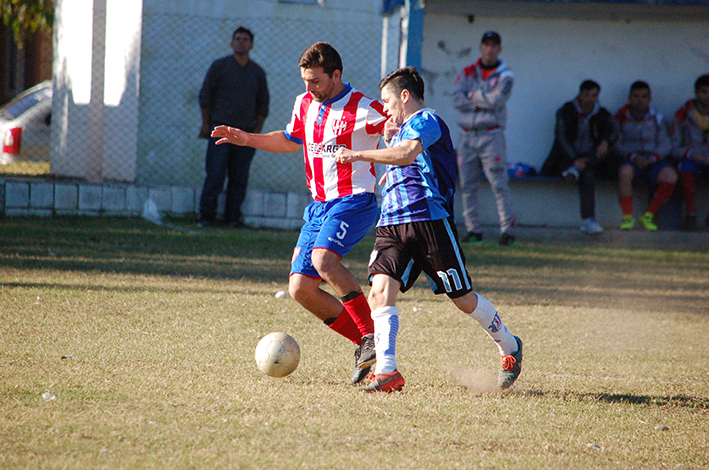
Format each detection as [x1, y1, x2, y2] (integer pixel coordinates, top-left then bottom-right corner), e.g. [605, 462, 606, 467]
[368, 274, 398, 311]
[618, 165, 633, 180]
[491, 181, 511, 195]
[288, 276, 314, 304]
[288, 277, 302, 302]
[311, 249, 340, 277]
[367, 288, 388, 311]
[659, 167, 678, 184]
[310, 249, 326, 273]
[452, 291, 478, 315]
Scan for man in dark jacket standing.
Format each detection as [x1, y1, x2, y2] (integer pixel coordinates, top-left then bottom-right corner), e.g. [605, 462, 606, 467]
[197, 26, 269, 228]
[541, 80, 617, 234]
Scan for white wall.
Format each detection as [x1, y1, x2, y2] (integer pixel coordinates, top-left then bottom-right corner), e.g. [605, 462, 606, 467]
[421, 12, 709, 170]
[51, 0, 97, 180]
[53, 0, 708, 192]
[52, 0, 384, 188]
[52, 0, 143, 183]
[137, 0, 384, 189]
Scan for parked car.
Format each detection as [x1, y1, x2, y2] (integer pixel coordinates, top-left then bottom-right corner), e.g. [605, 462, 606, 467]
[0, 80, 52, 165]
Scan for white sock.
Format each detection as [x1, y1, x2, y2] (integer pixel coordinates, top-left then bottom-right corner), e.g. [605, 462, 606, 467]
[371, 306, 399, 374]
[467, 293, 517, 356]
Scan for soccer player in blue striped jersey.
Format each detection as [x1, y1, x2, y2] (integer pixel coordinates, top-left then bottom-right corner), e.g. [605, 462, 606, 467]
[335, 67, 523, 393]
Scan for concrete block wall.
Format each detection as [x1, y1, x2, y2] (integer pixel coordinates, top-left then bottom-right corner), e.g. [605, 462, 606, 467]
[2, 178, 706, 231]
[0, 179, 310, 230]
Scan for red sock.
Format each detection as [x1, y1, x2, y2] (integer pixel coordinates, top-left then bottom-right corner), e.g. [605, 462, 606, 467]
[342, 292, 374, 336]
[619, 196, 633, 215]
[679, 171, 697, 214]
[326, 307, 361, 344]
[647, 181, 676, 215]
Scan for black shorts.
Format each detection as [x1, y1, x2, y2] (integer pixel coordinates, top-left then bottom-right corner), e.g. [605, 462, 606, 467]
[368, 217, 474, 299]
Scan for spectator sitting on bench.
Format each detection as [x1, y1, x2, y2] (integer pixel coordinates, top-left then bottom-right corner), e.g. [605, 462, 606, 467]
[540, 80, 618, 234]
[670, 74, 709, 231]
[613, 80, 677, 232]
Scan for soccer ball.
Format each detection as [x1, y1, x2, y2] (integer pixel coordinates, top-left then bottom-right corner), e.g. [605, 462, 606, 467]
[254, 332, 300, 377]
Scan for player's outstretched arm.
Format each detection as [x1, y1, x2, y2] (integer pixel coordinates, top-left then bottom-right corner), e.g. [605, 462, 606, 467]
[335, 139, 421, 167]
[211, 126, 301, 153]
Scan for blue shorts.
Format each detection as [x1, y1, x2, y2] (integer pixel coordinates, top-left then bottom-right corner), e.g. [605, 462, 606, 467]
[290, 192, 378, 278]
[622, 157, 672, 187]
[677, 157, 709, 179]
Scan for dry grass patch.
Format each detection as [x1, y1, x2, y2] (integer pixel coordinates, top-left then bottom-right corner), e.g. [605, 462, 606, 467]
[1, 217, 707, 469]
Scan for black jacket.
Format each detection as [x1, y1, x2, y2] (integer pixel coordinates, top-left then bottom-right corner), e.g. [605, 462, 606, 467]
[540, 101, 616, 176]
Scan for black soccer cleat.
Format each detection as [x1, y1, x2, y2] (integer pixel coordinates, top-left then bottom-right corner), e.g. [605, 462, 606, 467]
[356, 334, 376, 369]
[351, 334, 376, 385]
[351, 361, 371, 384]
[498, 232, 516, 246]
[351, 340, 374, 384]
[462, 231, 483, 244]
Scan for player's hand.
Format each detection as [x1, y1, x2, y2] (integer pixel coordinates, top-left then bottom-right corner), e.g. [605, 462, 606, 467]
[573, 158, 587, 172]
[383, 117, 401, 142]
[335, 147, 358, 163]
[634, 155, 652, 170]
[596, 140, 609, 158]
[378, 172, 387, 186]
[211, 125, 247, 146]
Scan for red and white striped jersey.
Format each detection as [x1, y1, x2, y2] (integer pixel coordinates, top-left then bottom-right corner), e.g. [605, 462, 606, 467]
[285, 84, 388, 202]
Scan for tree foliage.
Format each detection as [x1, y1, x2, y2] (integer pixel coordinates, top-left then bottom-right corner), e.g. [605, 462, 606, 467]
[1, 0, 54, 48]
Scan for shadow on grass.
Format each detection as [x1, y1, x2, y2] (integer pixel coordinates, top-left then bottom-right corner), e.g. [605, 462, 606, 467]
[0, 281, 279, 295]
[475, 284, 709, 316]
[2, 217, 708, 302]
[590, 392, 709, 408]
[0, 217, 305, 283]
[523, 389, 709, 409]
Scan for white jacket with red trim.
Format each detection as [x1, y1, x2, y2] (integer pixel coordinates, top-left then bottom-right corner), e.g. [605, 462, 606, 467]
[670, 99, 709, 160]
[452, 58, 514, 132]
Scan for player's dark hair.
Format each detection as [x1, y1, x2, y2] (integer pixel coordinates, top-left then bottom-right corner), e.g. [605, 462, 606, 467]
[379, 66, 425, 101]
[630, 80, 651, 95]
[579, 80, 600, 93]
[695, 74, 709, 92]
[233, 27, 254, 42]
[298, 42, 343, 77]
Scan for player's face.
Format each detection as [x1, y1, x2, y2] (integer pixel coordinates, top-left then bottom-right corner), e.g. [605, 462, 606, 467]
[696, 86, 709, 108]
[577, 88, 600, 113]
[380, 85, 405, 123]
[231, 33, 253, 55]
[301, 67, 341, 103]
[479, 40, 501, 66]
[628, 88, 651, 116]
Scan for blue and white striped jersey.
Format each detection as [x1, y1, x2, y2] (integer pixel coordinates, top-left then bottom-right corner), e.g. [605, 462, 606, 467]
[378, 108, 457, 227]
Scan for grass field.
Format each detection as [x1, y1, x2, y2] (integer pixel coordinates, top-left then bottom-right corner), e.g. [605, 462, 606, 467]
[1, 217, 708, 469]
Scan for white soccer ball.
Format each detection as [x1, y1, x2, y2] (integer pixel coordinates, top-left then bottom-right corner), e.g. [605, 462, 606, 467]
[254, 332, 300, 377]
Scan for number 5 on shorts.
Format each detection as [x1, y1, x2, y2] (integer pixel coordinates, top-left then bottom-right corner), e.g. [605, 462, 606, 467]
[337, 221, 349, 240]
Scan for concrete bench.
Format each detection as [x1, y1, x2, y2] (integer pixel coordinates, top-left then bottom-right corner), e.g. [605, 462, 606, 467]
[463, 175, 709, 231]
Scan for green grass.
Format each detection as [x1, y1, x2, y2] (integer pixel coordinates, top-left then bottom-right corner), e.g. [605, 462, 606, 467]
[1, 217, 708, 469]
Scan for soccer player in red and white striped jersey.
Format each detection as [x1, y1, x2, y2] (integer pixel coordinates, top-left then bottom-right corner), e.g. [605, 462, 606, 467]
[286, 87, 385, 202]
[212, 42, 387, 384]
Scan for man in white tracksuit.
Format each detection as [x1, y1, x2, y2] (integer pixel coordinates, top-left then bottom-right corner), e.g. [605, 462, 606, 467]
[452, 31, 516, 246]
